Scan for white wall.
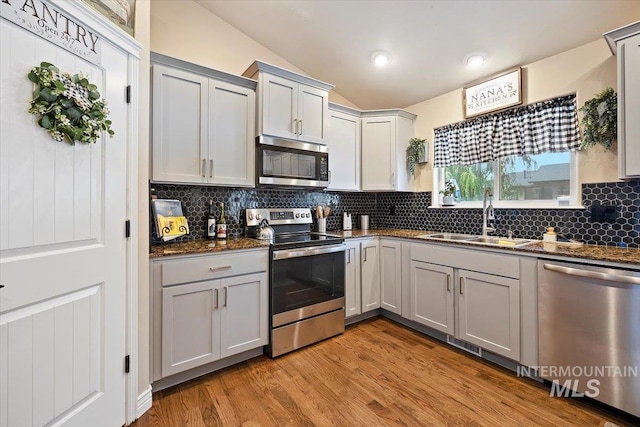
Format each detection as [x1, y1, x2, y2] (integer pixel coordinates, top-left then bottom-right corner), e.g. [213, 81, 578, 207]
[405, 38, 618, 191]
[150, 0, 359, 108]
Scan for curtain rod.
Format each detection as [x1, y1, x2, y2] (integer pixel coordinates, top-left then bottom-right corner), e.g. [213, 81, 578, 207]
[433, 92, 577, 132]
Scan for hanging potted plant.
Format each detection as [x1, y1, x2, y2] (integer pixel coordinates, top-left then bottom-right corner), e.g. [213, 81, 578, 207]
[579, 87, 617, 150]
[406, 137, 427, 176]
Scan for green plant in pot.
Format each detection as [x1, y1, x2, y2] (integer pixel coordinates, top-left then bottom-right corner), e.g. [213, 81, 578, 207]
[579, 87, 617, 150]
[439, 180, 456, 205]
[406, 137, 427, 176]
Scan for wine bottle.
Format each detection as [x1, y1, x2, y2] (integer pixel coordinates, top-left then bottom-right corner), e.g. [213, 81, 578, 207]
[206, 199, 216, 240]
[216, 202, 227, 240]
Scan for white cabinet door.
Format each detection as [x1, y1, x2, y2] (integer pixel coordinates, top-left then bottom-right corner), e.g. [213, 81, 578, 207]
[457, 270, 520, 361]
[162, 281, 220, 377]
[380, 239, 402, 315]
[327, 109, 360, 191]
[409, 261, 455, 335]
[361, 116, 396, 191]
[619, 33, 640, 177]
[219, 273, 268, 358]
[344, 241, 362, 318]
[298, 83, 329, 144]
[261, 74, 297, 140]
[361, 240, 381, 312]
[208, 79, 255, 186]
[152, 65, 208, 183]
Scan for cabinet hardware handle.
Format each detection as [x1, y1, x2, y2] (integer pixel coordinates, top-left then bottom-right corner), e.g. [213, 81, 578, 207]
[0, 285, 4, 289]
[391, 172, 395, 187]
[363, 247, 367, 262]
[328, 170, 331, 184]
[209, 265, 232, 272]
[293, 119, 299, 135]
[223, 287, 228, 307]
[214, 288, 219, 309]
[543, 263, 640, 285]
[446, 275, 451, 292]
[347, 249, 351, 264]
[202, 159, 206, 177]
[299, 119, 303, 135]
[460, 277, 465, 294]
[209, 160, 213, 178]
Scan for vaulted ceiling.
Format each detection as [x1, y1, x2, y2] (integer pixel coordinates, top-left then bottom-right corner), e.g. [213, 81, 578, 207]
[195, 0, 639, 109]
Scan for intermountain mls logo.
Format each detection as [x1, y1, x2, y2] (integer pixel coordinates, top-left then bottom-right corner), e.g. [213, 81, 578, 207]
[517, 365, 639, 398]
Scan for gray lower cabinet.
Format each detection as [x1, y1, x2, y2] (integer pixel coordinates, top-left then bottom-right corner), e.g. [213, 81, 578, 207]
[380, 239, 402, 315]
[152, 249, 269, 381]
[161, 272, 268, 377]
[361, 239, 381, 313]
[409, 260, 455, 335]
[457, 270, 520, 361]
[344, 240, 362, 318]
[409, 243, 522, 361]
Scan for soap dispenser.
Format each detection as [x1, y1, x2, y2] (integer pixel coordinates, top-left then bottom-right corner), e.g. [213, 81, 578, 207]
[343, 212, 352, 231]
[543, 227, 557, 242]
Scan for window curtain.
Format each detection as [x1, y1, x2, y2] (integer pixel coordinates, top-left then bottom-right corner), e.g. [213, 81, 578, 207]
[433, 95, 580, 168]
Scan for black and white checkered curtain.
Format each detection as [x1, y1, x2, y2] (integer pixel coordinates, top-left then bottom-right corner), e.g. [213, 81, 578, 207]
[433, 95, 581, 167]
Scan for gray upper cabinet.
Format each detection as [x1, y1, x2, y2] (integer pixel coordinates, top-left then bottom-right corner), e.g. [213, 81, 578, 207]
[326, 104, 361, 191]
[605, 22, 640, 179]
[151, 54, 256, 186]
[243, 60, 333, 144]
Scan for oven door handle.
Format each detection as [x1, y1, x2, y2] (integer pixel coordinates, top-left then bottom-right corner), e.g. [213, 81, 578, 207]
[273, 243, 346, 260]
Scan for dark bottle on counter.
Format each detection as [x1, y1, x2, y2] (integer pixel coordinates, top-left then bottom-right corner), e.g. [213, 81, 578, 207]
[216, 202, 227, 240]
[207, 199, 216, 240]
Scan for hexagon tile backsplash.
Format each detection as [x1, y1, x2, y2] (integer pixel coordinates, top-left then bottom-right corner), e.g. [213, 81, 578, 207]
[152, 181, 640, 248]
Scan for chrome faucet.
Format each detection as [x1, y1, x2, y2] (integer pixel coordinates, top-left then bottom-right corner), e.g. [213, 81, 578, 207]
[482, 187, 496, 236]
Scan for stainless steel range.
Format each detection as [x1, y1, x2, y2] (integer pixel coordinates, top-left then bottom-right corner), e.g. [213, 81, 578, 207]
[245, 208, 345, 357]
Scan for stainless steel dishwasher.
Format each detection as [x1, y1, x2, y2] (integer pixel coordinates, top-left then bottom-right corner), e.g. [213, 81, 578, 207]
[538, 260, 640, 417]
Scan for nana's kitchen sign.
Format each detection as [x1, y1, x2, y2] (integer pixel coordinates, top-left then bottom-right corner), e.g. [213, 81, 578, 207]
[464, 68, 522, 118]
[1, 0, 101, 64]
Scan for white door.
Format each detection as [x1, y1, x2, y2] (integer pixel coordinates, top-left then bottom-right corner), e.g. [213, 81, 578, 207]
[219, 273, 268, 358]
[361, 240, 380, 313]
[297, 83, 328, 144]
[152, 65, 208, 183]
[208, 79, 255, 187]
[262, 74, 297, 139]
[409, 261, 455, 335]
[0, 20, 129, 427]
[327, 110, 360, 191]
[361, 116, 396, 191]
[344, 241, 361, 318]
[457, 270, 520, 360]
[380, 239, 402, 315]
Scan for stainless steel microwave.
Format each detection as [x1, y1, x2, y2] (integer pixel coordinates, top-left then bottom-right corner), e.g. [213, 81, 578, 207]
[256, 135, 329, 188]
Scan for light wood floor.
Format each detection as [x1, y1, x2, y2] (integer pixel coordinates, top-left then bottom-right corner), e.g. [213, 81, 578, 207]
[134, 317, 634, 427]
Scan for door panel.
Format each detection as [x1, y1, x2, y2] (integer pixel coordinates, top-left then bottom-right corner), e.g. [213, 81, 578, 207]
[457, 270, 520, 360]
[262, 74, 297, 139]
[361, 117, 395, 191]
[220, 273, 268, 358]
[409, 261, 454, 335]
[327, 110, 360, 191]
[361, 241, 380, 312]
[380, 240, 402, 314]
[0, 19, 129, 426]
[344, 243, 361, 318]
[298, 84, 327, 143]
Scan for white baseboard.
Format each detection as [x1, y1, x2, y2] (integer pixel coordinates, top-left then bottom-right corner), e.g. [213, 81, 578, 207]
[136, 385, 153, 419]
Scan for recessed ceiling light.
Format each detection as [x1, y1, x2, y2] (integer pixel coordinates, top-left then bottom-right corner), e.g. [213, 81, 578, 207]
[463, 51, 489, 68]
[371, 51, 391, 67]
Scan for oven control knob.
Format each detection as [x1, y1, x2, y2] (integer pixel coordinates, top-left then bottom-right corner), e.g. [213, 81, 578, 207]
[248, 214, 254, 220]
[295, 213, 300, 218]
[256, 214, 262, 220]
[305, 213, 310, 218]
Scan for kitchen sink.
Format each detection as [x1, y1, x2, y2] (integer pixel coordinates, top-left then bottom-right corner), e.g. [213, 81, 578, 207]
[417, 233, 477, 241]
[417, 233, 536, 247]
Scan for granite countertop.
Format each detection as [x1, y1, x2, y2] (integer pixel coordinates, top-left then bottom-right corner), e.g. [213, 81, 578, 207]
[150, 229, 640, 266]
[328, 229, 640, 266]
[149, 237, 270, 259]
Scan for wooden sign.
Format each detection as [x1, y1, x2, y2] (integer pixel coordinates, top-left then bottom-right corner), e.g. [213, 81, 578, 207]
[1, 0, 102, 65]
[464, 68, 522, 118]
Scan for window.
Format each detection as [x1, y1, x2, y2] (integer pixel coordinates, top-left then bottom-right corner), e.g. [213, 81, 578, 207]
[438, 151, 576, 207]
[433, 94, 580, 208]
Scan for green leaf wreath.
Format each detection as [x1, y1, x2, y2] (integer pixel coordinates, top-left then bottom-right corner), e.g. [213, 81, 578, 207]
[27, 62, 114, 144]
[579, 87, 617, 150]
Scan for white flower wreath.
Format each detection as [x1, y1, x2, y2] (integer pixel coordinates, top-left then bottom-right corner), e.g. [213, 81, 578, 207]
[27, 62, 114, 144]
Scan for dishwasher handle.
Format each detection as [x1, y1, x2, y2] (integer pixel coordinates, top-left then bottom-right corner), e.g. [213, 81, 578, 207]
[543, 263, 640, 286]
